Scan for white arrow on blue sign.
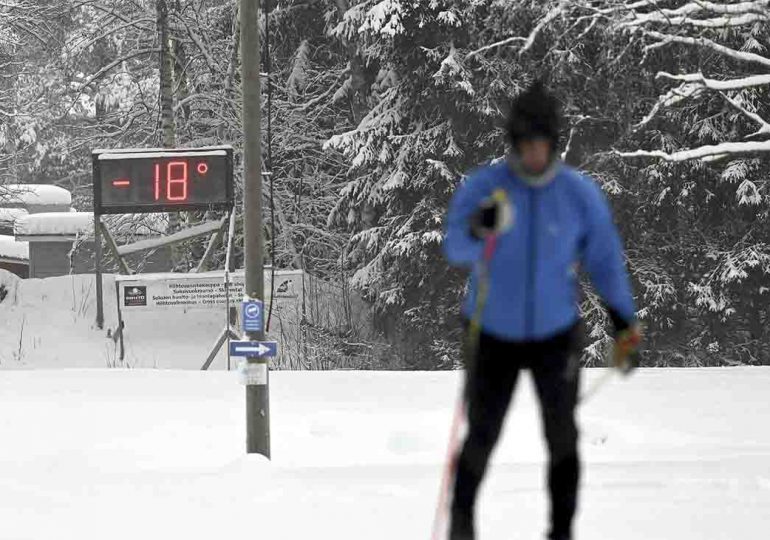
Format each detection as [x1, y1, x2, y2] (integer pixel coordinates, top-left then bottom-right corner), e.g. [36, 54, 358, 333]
[242, 299, 263, 333]
[229, 340, 278, 358]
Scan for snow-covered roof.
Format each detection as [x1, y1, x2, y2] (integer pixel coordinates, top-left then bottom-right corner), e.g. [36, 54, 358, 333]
[0, 208, 28, 226]
[0, 235, 29, 262]
[14, 212, 93, 238]
[0, 184, 72, 207]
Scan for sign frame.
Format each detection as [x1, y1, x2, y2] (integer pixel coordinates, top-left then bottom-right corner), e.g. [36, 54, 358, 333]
[92, 146, 234, 215]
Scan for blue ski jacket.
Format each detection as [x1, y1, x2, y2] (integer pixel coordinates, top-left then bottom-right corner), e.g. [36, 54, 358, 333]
[443, 160, 637, 342]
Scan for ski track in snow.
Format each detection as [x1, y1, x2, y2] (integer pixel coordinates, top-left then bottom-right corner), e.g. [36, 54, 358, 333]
[1, 274, 769, 537]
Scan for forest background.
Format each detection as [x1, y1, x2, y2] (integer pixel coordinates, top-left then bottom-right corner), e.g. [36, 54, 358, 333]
[2, 0, 769, 369]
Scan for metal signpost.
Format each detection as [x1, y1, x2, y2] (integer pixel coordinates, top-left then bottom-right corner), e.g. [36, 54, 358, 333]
[92, 145, 235, 330]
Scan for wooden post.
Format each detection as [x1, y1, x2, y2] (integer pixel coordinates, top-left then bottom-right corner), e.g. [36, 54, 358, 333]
[99, 221, 132, 275]
[241, 0, 270, 458]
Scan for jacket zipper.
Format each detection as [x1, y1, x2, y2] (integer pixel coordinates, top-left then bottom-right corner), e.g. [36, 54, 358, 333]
[526, 189, 538, 337]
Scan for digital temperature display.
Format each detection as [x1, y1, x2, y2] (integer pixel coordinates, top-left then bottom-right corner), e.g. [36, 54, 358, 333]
[93, 147, 233, 214]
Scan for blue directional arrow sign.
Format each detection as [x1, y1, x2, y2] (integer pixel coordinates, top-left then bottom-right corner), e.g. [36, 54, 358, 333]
[229, 340, 278, 358]
[242, 299, 263, 333]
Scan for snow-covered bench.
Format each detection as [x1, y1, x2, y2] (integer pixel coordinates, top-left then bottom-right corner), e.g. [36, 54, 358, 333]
[13, 212, 174, 279]
[0, 234, 29, 279]
[13, 213, 93, 279]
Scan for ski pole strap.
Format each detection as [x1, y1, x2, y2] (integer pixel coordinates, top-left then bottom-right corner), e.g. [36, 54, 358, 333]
[482, 234, 498, 261]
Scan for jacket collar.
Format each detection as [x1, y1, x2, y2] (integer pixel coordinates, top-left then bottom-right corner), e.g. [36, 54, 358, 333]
[506, 154, 561, 188]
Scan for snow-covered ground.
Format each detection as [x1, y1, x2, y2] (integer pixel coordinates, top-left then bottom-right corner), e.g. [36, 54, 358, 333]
[2, 270, 769, 538]
[0, 368, 769, 540]
[0, 270, 344, 371]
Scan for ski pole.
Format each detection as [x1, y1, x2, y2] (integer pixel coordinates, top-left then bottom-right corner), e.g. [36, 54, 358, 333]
[430, 396, 465, 540]
[432, 191, 507, 540]
[431, 237, 498, 540]
[579, 367, 615, 404]
[580, 344, 640, 404]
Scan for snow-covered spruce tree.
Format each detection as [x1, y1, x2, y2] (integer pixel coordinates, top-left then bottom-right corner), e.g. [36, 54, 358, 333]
[326, 0, 491, 367]
[607, 0, 770, 365]
[324, 1, 576, 368]
[0, 1, 72, 187]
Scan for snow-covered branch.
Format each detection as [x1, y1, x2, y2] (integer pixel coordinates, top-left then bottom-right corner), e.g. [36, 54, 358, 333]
[519, 3, 565, 57]
[650, 72, 770, 137]
[717, 92, 770, 137]
[619, 0, 769, 27]
[625, 12, 766, 28]
[173, 13, 218, 75]
[642, 30, 770, 68]
[635, 81, 702, 128]
[465, 1, 568, 59]
[616, 1, 770, 161]
[615, 141, 770, 161]
[466, 36, 526, 58]
[657, 72, 770, 91]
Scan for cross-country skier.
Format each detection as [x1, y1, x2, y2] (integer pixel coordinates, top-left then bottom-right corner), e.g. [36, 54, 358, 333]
[442, 81, 642, 540]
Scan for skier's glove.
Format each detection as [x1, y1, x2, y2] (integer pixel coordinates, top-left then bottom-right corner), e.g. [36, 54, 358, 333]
[611, 324, 642, 375]
[469, 191, 512, 240]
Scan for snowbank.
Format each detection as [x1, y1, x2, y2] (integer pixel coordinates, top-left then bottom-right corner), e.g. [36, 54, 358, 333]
[0, 269, 360, 370]
[0, 183, 72, 207]
[0, 272, 307, 370]
[14, 211, 94, 238]
[0, 235, 28, 261]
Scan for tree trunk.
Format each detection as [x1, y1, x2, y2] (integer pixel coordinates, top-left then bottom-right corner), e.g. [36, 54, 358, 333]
[174, 0, 191, 128]
[157, 0, 175, 148]
[218, 3, 240, 142]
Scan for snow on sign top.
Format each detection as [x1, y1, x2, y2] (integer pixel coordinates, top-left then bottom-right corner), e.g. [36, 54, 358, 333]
[14, 212, 93, 238]
[0, 235, 29, 261]
[93, 145, 232, 155]
[0, 184, 72, 207]
[98, 150, 227, 160]
[115, 269, 246, 283]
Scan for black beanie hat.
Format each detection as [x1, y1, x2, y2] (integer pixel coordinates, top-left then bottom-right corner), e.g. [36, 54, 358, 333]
[506, 80, 561, 151]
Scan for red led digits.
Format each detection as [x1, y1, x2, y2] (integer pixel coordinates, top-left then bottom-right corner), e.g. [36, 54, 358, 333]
[152, 160, 190, 202]
[167, 161, 188, 201]
[154, 163, 161, 201]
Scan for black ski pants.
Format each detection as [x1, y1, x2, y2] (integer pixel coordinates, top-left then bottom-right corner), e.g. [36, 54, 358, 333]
[451, 325, 581, 540]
